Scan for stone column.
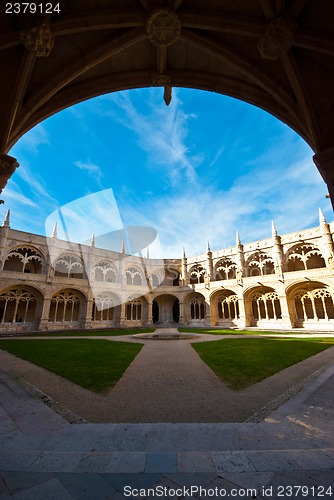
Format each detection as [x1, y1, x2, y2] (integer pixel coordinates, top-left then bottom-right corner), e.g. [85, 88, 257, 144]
[237, 295, 246, 328]
[276, 282, 293, 328]
[179, 301, 184, 325]
[319, 208, 334, 267]
[243, 295, 254, 327]
[147, 297, 153, 325]
[38, 297, 52, 331]
[313, 147, 334, 209]
[0, 153, 19, 194]
[0, 220, 10, 271]
[84, 299, 94, 329]
[119, 301, 127, 327]
[181, 249, 188, 285]
[206, 241, 213, 282]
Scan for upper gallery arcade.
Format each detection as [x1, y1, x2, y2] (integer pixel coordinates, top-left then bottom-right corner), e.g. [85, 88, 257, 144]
[1, 1, 334, 203]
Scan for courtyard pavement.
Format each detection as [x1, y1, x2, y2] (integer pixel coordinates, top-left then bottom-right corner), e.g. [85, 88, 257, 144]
[0, 332, 334, 498]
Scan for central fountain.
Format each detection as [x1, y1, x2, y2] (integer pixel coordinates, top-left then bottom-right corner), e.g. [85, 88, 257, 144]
[133, 327, 201, 340]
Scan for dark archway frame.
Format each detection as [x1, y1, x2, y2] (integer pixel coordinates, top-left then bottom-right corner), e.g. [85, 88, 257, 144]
[1, 1, 334, 205]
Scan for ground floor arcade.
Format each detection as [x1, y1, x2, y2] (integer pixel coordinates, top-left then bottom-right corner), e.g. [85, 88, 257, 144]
[0, 277, 334, 333]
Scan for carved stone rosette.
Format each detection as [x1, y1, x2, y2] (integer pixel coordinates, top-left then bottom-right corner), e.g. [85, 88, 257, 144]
[20, 22, 54, 57]
[258, 18, 296, 60]
[146, 8, 181, 47]
[0, 153, 19, 193]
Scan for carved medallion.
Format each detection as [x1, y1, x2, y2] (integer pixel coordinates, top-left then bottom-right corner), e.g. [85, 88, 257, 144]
[20, 22, 54, 57]
[258, 18, 296, 60]
[146, 8, 181, 47]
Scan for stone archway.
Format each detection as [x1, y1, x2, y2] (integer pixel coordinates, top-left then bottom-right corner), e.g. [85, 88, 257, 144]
[1, 2, 334, 203]
[153, 294, 180, 325]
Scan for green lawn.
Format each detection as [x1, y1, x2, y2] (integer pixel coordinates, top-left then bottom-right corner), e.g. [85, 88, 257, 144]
[192, 337, 334, 390]
[0, 339, 143, 393]
[178, 327, 298, 335]
[28, 328, 155, 337]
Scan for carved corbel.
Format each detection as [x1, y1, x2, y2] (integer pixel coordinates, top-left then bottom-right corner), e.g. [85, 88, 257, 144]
[0, 153, 19, 194]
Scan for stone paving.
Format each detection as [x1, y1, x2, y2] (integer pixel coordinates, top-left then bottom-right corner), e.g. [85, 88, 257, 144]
[1, 358, 334, 498]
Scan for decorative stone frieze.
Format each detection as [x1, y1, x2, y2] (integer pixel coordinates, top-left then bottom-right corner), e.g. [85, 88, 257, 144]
[258, 18, 296, 60]
[20, 22, 54, 57]
[146, 8, 181, 47]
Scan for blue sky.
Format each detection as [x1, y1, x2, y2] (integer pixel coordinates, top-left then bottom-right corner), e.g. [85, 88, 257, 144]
[2, 87, 331, 258]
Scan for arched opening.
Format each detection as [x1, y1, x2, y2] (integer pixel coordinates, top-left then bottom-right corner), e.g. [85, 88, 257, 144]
[124, 296, 148, 326]
[93, 261, 117, 283]
[286, 245, 326, 272]
[48, 288, 86, 326]
[245, 285, 282, 327]
[3, 247, 44, 274]
[152, 294, 179, 325]
[152, 300, 159, 323]
[0, 285, 43, 331]
[184, 292, 207, 325]
[210, 289, 240, 327]
[246, 253, 275, 277]
[288, 281, 334, 330]
[125, 267, 143, 286]
[189, 266, 206, 285]
[54, 255, 85, 279]
[91, 292, 120, 326]
[214, 259, 238, 281]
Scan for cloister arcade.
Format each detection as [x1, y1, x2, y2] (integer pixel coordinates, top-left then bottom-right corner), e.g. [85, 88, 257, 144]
[0, 210, 333, 332]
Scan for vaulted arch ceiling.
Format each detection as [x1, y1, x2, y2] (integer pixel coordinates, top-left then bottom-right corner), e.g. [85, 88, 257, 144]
[1, 0, 334, 203]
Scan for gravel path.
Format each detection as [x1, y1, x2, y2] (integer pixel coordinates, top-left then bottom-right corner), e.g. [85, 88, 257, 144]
[0, 329, 333, 423]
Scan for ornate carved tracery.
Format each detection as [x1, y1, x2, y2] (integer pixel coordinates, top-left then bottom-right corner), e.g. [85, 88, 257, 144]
[0, 288, 37, 324]
[126, 298, 142, 321]
[189, 265, 206, 284]
[49, 290, 81, 323]
[246, 252, 275, 277]
[190, 295, 206, 320]
[4, 247, 43, 274]
[215, 258, 238, 281]
[92, 294, 115, 322]
[294, 288, 334, 321]
[218, 294, 239, 320]
[125, 266, 143, 286]
[286, 244, 326, 271]
[54, 255, 84, 278]
[93, 261, 116, 282]
[252, 291, 282, 320]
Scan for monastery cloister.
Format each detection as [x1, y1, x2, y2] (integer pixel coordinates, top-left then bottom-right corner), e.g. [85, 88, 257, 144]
[0, 208, 333, 333]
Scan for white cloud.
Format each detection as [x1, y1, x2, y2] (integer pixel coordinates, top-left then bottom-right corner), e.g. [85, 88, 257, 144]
[2, 184, 37, 208]
[106, 90, 200, 185]
[118, 154, 330, 258]
[74, 160, 102, 176]
[74, 160, 104, 187]
[13, 124, 49, 154]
